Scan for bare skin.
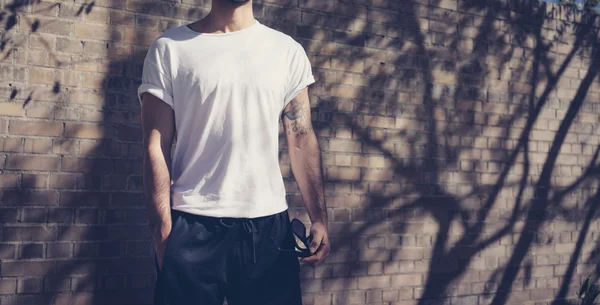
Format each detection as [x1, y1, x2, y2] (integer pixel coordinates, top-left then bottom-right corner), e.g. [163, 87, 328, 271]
[141, 93, 175, 270]
[282, 88, 330, 265]
[187, 0, 256, 35]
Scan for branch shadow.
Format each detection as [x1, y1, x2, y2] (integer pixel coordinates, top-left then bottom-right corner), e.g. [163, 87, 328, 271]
[292, 1, 600, 305]
[2, 1, 600, 305]
[0, 1, 204, 304]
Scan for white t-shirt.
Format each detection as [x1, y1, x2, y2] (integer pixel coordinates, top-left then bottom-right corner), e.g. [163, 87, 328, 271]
[138, 20, 315, 218]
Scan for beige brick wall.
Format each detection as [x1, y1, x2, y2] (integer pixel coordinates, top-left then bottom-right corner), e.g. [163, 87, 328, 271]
[1, 0, 599, 304]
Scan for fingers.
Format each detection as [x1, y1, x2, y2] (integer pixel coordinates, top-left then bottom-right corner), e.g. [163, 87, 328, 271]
[301, 237, 330, 265]
[153, 236, 170, 270]
[309, 231, 324, 254]
[155, 243, 166, 270]
[300, 254, 317, 264]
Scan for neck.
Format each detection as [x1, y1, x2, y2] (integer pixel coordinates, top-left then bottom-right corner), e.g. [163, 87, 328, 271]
[204, 0, 255, 33]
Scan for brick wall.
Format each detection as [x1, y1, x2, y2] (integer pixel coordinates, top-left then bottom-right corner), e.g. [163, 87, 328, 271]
[1, 0, 600, 304]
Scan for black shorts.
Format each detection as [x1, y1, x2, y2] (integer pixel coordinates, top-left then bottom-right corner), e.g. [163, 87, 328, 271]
[153, 209, 303, 305]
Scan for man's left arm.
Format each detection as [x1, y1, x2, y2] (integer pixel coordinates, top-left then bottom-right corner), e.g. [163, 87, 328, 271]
[282, 87, 330, 265]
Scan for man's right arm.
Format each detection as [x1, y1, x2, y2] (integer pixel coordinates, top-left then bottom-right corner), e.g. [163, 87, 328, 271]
[141, 93, 175, 269]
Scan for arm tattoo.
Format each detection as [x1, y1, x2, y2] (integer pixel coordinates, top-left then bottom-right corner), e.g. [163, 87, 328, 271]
[283, 98, 313, 139]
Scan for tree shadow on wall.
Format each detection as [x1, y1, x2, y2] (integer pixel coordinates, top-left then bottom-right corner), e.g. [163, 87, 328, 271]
[0, 1, 208, 304]
[2, 0, 600, 305]
[288, 1, 600, 305]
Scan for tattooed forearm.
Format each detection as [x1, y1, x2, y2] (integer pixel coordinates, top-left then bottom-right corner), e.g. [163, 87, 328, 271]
[283, 89, 327, 225]
[283, 98, 313, 140]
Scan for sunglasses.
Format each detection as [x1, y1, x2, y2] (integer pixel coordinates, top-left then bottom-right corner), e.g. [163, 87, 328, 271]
[271, 218, 313, 258]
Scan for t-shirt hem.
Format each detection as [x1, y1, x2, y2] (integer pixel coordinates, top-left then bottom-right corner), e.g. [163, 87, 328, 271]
[171, 196, 289, 219]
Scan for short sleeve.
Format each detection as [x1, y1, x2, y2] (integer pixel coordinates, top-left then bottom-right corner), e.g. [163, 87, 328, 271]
[283, 42, 315, 109]
[138, 39, 174, 108]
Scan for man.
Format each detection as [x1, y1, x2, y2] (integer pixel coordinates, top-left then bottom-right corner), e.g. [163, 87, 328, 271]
[138, 0, 329, 304]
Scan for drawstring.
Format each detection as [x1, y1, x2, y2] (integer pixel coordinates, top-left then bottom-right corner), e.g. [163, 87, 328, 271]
[219, 218, 258, 264]
[242, 219, 258, 264]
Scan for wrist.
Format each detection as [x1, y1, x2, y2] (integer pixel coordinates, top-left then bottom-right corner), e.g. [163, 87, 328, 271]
[311, 219, 328, 230]
[150, 221, 172, 241]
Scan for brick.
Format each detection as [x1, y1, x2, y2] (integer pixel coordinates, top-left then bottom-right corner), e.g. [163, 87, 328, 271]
[84, 6, 110, 24]
[29, 67, 55, 84]
[368, 9, 400, 23]
[64, 123, 111, 139]
[383, 290, 398, 302]
[0, 138, 23, 152]
[57, 70, 81, 87]
[81, 209, 103, 224]
[9, 120, 62, 136]
[2, 226, 57, 241]
[359, 249, 391, 261]
[530, 288, 555, 301]
[48, 208, 74, 223]
[0, 102, 24, 116]
[44, 276, 70, 292]
[57, 3, 82, 19]
[98, 241, 122, 257]
[73, 243, 97, 258]
[326, 168, 361, 181]
[330, 85, 362, 99]
[331, 58, 365, 73]
[0, 207, 19, 225]
[391, 274, 422, 286]
[5, 189, 57, 205]
[0, 243, 16, 259]
[31, 1, 60, 16]
[50, 174, 78, 189]
[358, 275, 390, 289]
[314, 294, 333, 305]
[0, 173, 20, 188]
[61, 158, 113, 174]
[80, 72, 106, 88]
[22, 18, 72, 36]
[123, 28, 161, 46]
[0, 279, 17, 294]
[46, 243, 71, 258]
[555, 243, 575, 254]
[299, 0, 336, 12]
[83, 41, 108, 57]
[136, 15, 160, 30]
[364, 115, 395, 128]
[363, 169, 394, 181]
[322, 278, 357, 291]
[23, 138, 52, 153]
[17, 278, 42, 294]
[53, 139, 79, 155]
[54, 293, 95, 305]
[15, 207, 46, 223]
[507, 290, 530, 303]
[329, 139, 361, 152]
[60, 191, 110, 206]
[26, 104, 55, 119]
[265, 6, 301, 23]
[75, 0, 124, 9]
[74, 22, 122, 41]
[368, 262, 384, 275]
[5, 155, 60, 171]
[57, 226, 108, 241]
[333, 291, 366, 305]
[110, 11, 135, 27]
